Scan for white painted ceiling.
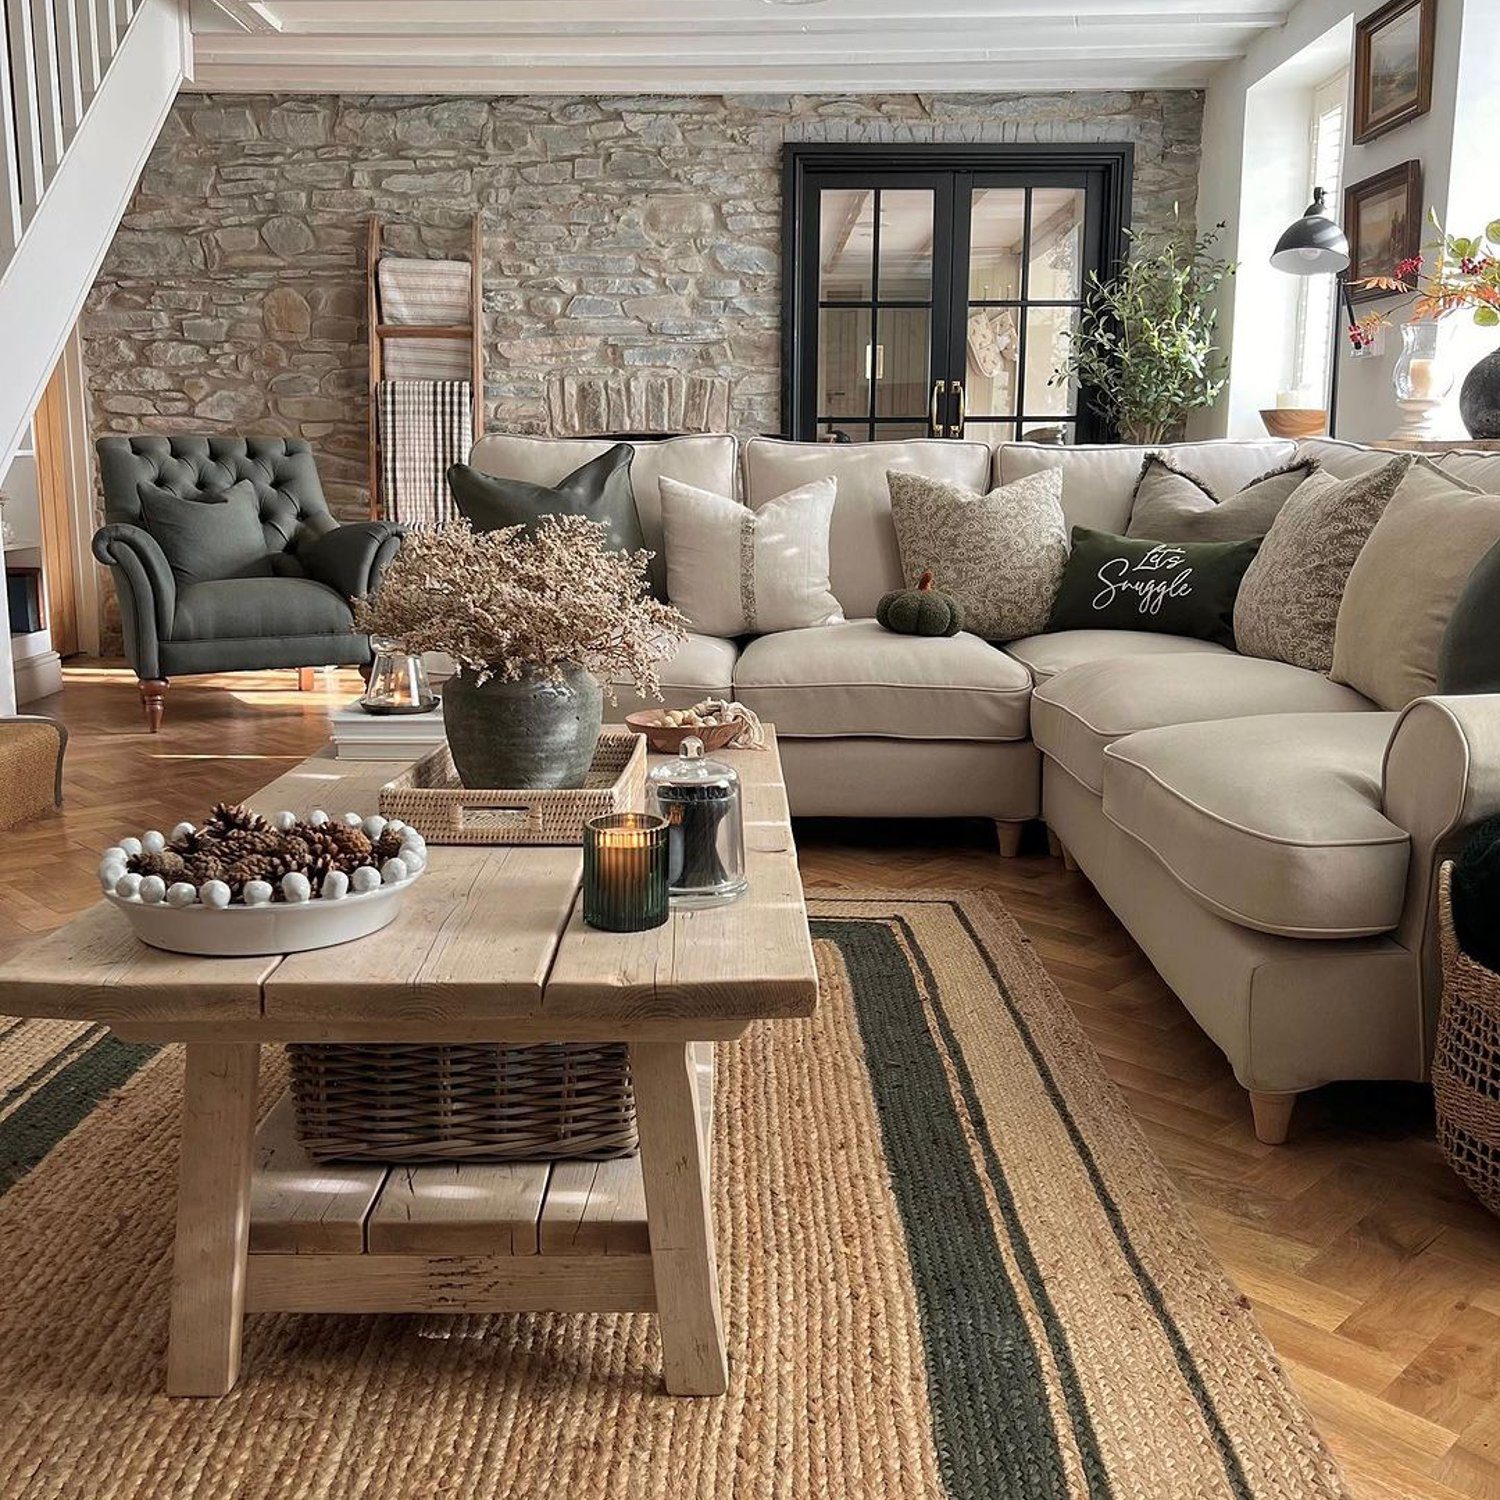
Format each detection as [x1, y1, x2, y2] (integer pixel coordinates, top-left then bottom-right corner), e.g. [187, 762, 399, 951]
[188, 0, 1297, 93]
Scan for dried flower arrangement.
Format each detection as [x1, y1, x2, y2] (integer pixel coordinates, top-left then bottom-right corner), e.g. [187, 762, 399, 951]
[354, 514, 687, 700]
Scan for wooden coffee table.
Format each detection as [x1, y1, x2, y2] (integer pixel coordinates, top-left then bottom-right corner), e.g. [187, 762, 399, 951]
[0, 728, 816, 1398]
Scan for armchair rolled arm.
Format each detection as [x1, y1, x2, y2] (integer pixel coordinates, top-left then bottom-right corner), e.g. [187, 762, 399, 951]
[92, 523, 176, 679]
[298, 520, 406, 602]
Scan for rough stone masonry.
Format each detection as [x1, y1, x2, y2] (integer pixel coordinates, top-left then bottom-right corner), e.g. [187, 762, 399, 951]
[84, 91, 1203, 520]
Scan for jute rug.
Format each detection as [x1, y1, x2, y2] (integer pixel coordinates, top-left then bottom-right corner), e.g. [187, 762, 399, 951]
[0, 891, 1348, 1499]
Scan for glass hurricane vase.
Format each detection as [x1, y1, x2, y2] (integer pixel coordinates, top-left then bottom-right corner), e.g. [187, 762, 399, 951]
[1392, 319, 1454, 443]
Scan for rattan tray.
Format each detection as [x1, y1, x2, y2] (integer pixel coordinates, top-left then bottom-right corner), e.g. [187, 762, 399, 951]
[378, 731, 646, 845]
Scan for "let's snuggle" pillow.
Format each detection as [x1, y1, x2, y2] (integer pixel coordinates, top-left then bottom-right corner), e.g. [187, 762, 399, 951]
[1044, 527, 1261, 649]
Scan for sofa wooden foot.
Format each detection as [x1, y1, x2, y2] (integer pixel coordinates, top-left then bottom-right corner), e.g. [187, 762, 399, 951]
[995, 820, 1024, 858]
[1046, 828, 1063, 859]
[138, 679, 168, 733]
[1249, 1090, 1298, 1145]
[297, 668, 317, 692]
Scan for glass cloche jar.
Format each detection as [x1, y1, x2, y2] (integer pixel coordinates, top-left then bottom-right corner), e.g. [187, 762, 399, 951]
[360, 640, 437, 715]
[646, 737, 748, 907]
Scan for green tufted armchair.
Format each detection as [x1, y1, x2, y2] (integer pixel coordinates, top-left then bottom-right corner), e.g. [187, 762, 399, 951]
[92, 436, 404, 731]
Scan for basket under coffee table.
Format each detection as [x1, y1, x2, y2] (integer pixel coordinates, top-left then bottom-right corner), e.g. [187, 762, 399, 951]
[0, 727, 816, 1398]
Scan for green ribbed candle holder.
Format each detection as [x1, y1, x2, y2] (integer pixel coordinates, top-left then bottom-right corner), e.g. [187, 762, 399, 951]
[582, 812, 669, 932]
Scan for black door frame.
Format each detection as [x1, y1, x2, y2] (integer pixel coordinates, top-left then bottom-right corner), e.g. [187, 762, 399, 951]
[780, 142, 1135, 442]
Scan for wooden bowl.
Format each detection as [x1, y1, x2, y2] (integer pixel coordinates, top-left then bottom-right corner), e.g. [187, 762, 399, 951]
[1259, 408, 1328, 439]
[626, 711, 740, 755]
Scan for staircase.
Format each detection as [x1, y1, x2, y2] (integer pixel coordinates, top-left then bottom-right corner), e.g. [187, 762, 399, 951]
[0, 0, 190, 477]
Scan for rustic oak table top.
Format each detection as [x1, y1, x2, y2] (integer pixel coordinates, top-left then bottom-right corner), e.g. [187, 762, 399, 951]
[0, 727, 818, 1044]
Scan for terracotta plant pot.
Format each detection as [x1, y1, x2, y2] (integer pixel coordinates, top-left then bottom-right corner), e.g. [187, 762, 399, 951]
[441, 665, 603, 790]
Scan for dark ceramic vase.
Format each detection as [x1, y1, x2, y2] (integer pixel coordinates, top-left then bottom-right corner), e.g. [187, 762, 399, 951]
[1460, 347, 1500, 439]
[440, 665, 603, 789]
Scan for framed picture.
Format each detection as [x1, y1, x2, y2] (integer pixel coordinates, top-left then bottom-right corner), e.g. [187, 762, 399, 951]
[1344, 161, 1423, 303]
[1354, 0, 1435, 143]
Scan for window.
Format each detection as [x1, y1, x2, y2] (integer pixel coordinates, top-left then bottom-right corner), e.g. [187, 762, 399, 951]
[783, 146, 1133, 443]
[1290, 71, 1349, 401]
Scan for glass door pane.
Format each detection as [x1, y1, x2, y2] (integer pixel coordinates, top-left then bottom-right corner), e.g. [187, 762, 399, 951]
[809, 182, 943, 442]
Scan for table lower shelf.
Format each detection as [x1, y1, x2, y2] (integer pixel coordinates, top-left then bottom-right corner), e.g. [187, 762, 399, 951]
[245, 1044, 713, 1315]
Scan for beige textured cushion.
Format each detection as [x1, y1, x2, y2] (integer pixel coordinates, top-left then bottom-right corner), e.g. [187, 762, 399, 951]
[1102, 712, 1408, 939]
[1005, 630, 1231, 684]
[1233, 456, 1414, 672]
[887, 468, 1067, 642]
[468, 433, 738, 566]
[1332, 459, 1498, 709]
[1031, 653, 1374, 794]
[659, 476, 843, 637]
[994, 439, 1297, 535]
[743, 438, 991, 618]
[606, 631, 738, 717]
[1125, 453, 1316, 542]
[732, 619, 1032, 741]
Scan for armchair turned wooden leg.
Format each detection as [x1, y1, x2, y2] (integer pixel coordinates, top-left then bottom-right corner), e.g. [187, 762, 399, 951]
[138, 679, 168, 733]
[297, 668, 317, 692]
[995, 820, 1024, 858]
[1249, 1090, 1298, 1145]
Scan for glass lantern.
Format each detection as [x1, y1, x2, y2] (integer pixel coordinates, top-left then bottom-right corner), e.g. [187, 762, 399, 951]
[360, 641, 437, 715]
[647, 737, 748, 908]
[1391, 318, 1454, 442]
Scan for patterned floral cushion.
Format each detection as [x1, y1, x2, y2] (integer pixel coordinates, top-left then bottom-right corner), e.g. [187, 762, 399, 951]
[1233, 456, 1414, 673]
[887, 468, 1068, 642]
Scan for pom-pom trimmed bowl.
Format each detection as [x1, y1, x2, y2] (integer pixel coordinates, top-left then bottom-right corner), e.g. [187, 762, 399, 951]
[104, 876, 418, 956]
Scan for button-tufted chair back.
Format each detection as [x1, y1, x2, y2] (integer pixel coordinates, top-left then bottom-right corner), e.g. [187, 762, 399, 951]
[96, 436, 339, 555]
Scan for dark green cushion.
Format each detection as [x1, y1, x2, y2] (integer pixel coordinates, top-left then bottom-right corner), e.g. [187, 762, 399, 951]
[446, 444, 661, 598]
[137, 479, 271, 586]
[1046, 527, 1261, 649]
[1453, 813, 1500, 971]
[1439, 534, 1500, 695]
[173, 577, 354, 641]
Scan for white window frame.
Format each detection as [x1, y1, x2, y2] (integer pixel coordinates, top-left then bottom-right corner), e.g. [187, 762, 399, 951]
[1290, 69, 1349, 400]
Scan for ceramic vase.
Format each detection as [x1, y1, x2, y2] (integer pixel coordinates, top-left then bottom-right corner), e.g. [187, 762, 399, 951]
[441, 665, 603, 789]
[1460, 347, 1500, 439]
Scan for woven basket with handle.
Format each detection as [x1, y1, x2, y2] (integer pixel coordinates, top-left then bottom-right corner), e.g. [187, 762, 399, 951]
[1435, 862, 1500, 1216]
[288, 1042, 637, 1162]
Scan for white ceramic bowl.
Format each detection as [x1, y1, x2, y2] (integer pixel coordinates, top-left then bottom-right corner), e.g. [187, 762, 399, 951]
[105, 876, 416, 956]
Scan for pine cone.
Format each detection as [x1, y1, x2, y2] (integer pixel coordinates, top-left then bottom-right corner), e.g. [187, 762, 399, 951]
[213, 827, 282, 862]
[325, 824, 374, 870]
[220, 853, 278, 896]
[373, 826, 407, 863]
[205, 802, 269, 838]
[127, 849, 187, 881]
[184, 851, 228, 886]
[168, 825, 208, 856]
[293, 826, 350, 872]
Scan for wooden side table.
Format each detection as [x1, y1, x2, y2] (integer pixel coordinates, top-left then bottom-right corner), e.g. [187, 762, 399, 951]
[0, 734, 817, 1398]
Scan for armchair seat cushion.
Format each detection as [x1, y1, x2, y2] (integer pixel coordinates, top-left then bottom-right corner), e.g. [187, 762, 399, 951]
[733, 618, 1032, 740]
[1032, 654, 1374, 794]
[173, 577, 355, 642]
[1102, 712, 1407, 938]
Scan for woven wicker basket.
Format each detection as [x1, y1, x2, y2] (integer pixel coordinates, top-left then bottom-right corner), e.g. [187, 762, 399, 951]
[379, 732, 646, 846]
[287, 1042, 638, 1162]
[1435, 862, 1500, 1216]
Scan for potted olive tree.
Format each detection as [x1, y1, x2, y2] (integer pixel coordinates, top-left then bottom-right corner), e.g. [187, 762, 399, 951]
[357, 514, 686, 789]
[1056, 219, 1235, 444]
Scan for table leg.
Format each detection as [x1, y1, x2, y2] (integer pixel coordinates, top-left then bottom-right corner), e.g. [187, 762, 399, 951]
[166, 1042, 260, 1396]
[631, 1039, 727, 1396]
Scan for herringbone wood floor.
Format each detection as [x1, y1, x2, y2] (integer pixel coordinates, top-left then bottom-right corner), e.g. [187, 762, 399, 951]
[4, 663, 1500, 1499]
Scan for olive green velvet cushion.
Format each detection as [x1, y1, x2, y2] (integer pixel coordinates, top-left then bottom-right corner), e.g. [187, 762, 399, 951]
[447, 443, 660, 598]
[1046, 527, 1260, 649]
[136, 479, 271, 586]
[1125, 453, 1317, 542]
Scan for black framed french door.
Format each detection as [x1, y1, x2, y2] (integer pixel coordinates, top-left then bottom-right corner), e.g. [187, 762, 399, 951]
[783, 144, 1133, 444]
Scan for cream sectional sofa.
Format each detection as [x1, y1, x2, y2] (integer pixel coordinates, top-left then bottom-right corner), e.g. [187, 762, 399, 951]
[469, 430, 1500, 1142]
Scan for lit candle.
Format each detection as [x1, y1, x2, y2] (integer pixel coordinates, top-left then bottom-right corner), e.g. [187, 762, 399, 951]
[1406, 357, 1438, 398]
[582, 813, 669, 932]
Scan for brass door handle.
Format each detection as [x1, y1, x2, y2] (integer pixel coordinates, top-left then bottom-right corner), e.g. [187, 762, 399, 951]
[951, 381, 966, 436]
[929, 379, 948, 437]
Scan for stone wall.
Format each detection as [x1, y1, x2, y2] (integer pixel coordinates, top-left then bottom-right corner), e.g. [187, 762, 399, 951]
[84, 91, 1203, 519]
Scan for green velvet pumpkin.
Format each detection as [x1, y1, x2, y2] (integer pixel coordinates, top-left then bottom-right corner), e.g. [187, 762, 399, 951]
[876, 571, 964, 637]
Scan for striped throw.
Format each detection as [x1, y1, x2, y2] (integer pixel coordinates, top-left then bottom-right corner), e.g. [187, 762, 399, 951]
[376, 379, 473, 526]
[378, 256, 474, 379]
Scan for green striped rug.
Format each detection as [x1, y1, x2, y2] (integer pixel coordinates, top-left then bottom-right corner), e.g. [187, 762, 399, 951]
[0, 891, 1347, 1499]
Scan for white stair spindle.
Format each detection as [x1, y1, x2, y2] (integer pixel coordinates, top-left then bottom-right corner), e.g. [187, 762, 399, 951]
[51, 0, 84, 136]
[0, 4, 23, 257]
[72, 0, 99, 98]
[4, 0, 45, 222]
[91, 0, 112, 66]
[28, 0, 65, 177]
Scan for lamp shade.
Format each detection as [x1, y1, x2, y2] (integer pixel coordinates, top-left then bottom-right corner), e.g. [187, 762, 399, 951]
[1270, 187, 1350, 276]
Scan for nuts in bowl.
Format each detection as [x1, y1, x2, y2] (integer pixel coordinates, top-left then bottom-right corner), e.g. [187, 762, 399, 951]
[626, 699, 755, 754]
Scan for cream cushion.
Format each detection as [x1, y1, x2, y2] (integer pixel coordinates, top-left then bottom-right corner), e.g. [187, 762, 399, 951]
[1332, 459, 1498, 709]
[743, 437, 990, 618]
[1103, 712, 1408, 939]
[1032, 653, 1374, 794]
[605, 631, 739, 718]
[732, 619, 1032, 741]
[659, 476, 843, 637]
[994, 440, 1296, 535]
[468, 433, 737, 566]
[1005, 630, 1231, 684]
